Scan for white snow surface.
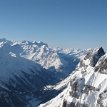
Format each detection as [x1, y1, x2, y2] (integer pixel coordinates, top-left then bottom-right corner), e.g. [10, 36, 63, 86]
[39, 49, 107, 107]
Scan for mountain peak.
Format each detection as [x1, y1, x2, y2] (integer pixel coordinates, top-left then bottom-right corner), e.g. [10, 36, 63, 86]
[39, 47, 107, 107]
[97, 47, 105, 56]
[91, 47, 105, 67]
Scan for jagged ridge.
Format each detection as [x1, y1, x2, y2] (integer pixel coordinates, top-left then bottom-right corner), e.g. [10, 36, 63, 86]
[39, 47, 107, 107]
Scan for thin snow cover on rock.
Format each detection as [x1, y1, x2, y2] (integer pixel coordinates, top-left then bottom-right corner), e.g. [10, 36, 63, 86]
[0, 38, 85, 107]
[39, 47, 107, 107]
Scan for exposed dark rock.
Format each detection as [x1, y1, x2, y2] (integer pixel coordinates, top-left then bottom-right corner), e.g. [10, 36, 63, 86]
[95, 58, 107, 73]
[97, 91, 107, 107]
[63, 101, 76, 107]
[84, 50, 93, 60]
[69, 102, 75, 107]
[79, 60, 85, 68]
[63, 100, 67, 107]
[69, 78, 85, 99]
[76, 102, 88, 107]
[64, 102, 89, 107]
[83, 85, 99, 94]
[91, 47, 105, 67]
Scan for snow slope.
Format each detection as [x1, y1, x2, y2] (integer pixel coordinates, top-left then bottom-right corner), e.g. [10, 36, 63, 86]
[39, 47, 107, 107]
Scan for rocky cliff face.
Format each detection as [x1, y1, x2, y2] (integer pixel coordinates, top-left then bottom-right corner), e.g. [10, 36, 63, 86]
[39, 47, 107, 107]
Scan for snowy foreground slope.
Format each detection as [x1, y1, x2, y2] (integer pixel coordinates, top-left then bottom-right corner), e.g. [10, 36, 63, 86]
[0, 39, 85, 107]
[39, 47, 107, 107]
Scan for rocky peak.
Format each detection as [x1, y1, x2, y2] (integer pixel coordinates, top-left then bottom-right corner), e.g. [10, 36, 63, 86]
[39, 48, 107, 107]
[91, 47, 105, 67]
[78, 47, 105, 71]
[97, 47, 105, 56]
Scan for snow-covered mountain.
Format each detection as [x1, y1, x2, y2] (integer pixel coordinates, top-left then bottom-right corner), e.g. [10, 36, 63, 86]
[39, 47, 107, 107]
[0, 38, 83, 71]
[0, 38, 85, 107]
[0, 39, 86, 79]
[1, 38, 107, 107]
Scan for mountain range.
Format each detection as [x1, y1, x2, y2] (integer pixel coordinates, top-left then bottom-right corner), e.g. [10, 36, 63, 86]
[0, 38, 85, 107]
[0, 39, 106, 107]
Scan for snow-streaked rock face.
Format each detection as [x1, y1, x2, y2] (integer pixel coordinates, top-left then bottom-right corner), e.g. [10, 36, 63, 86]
[39, 47, 107, 107]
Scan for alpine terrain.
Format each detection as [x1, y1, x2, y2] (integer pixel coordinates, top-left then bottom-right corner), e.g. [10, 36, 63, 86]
[0, 39, 106, 107]
[39, 47, 107, 107]
[0, 38, 84, 107]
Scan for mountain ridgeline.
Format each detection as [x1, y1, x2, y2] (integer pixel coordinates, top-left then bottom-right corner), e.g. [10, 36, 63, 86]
[0, 39, 84, 107]
[0, 39, 106, 107]
[39, 47, 107, 107]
